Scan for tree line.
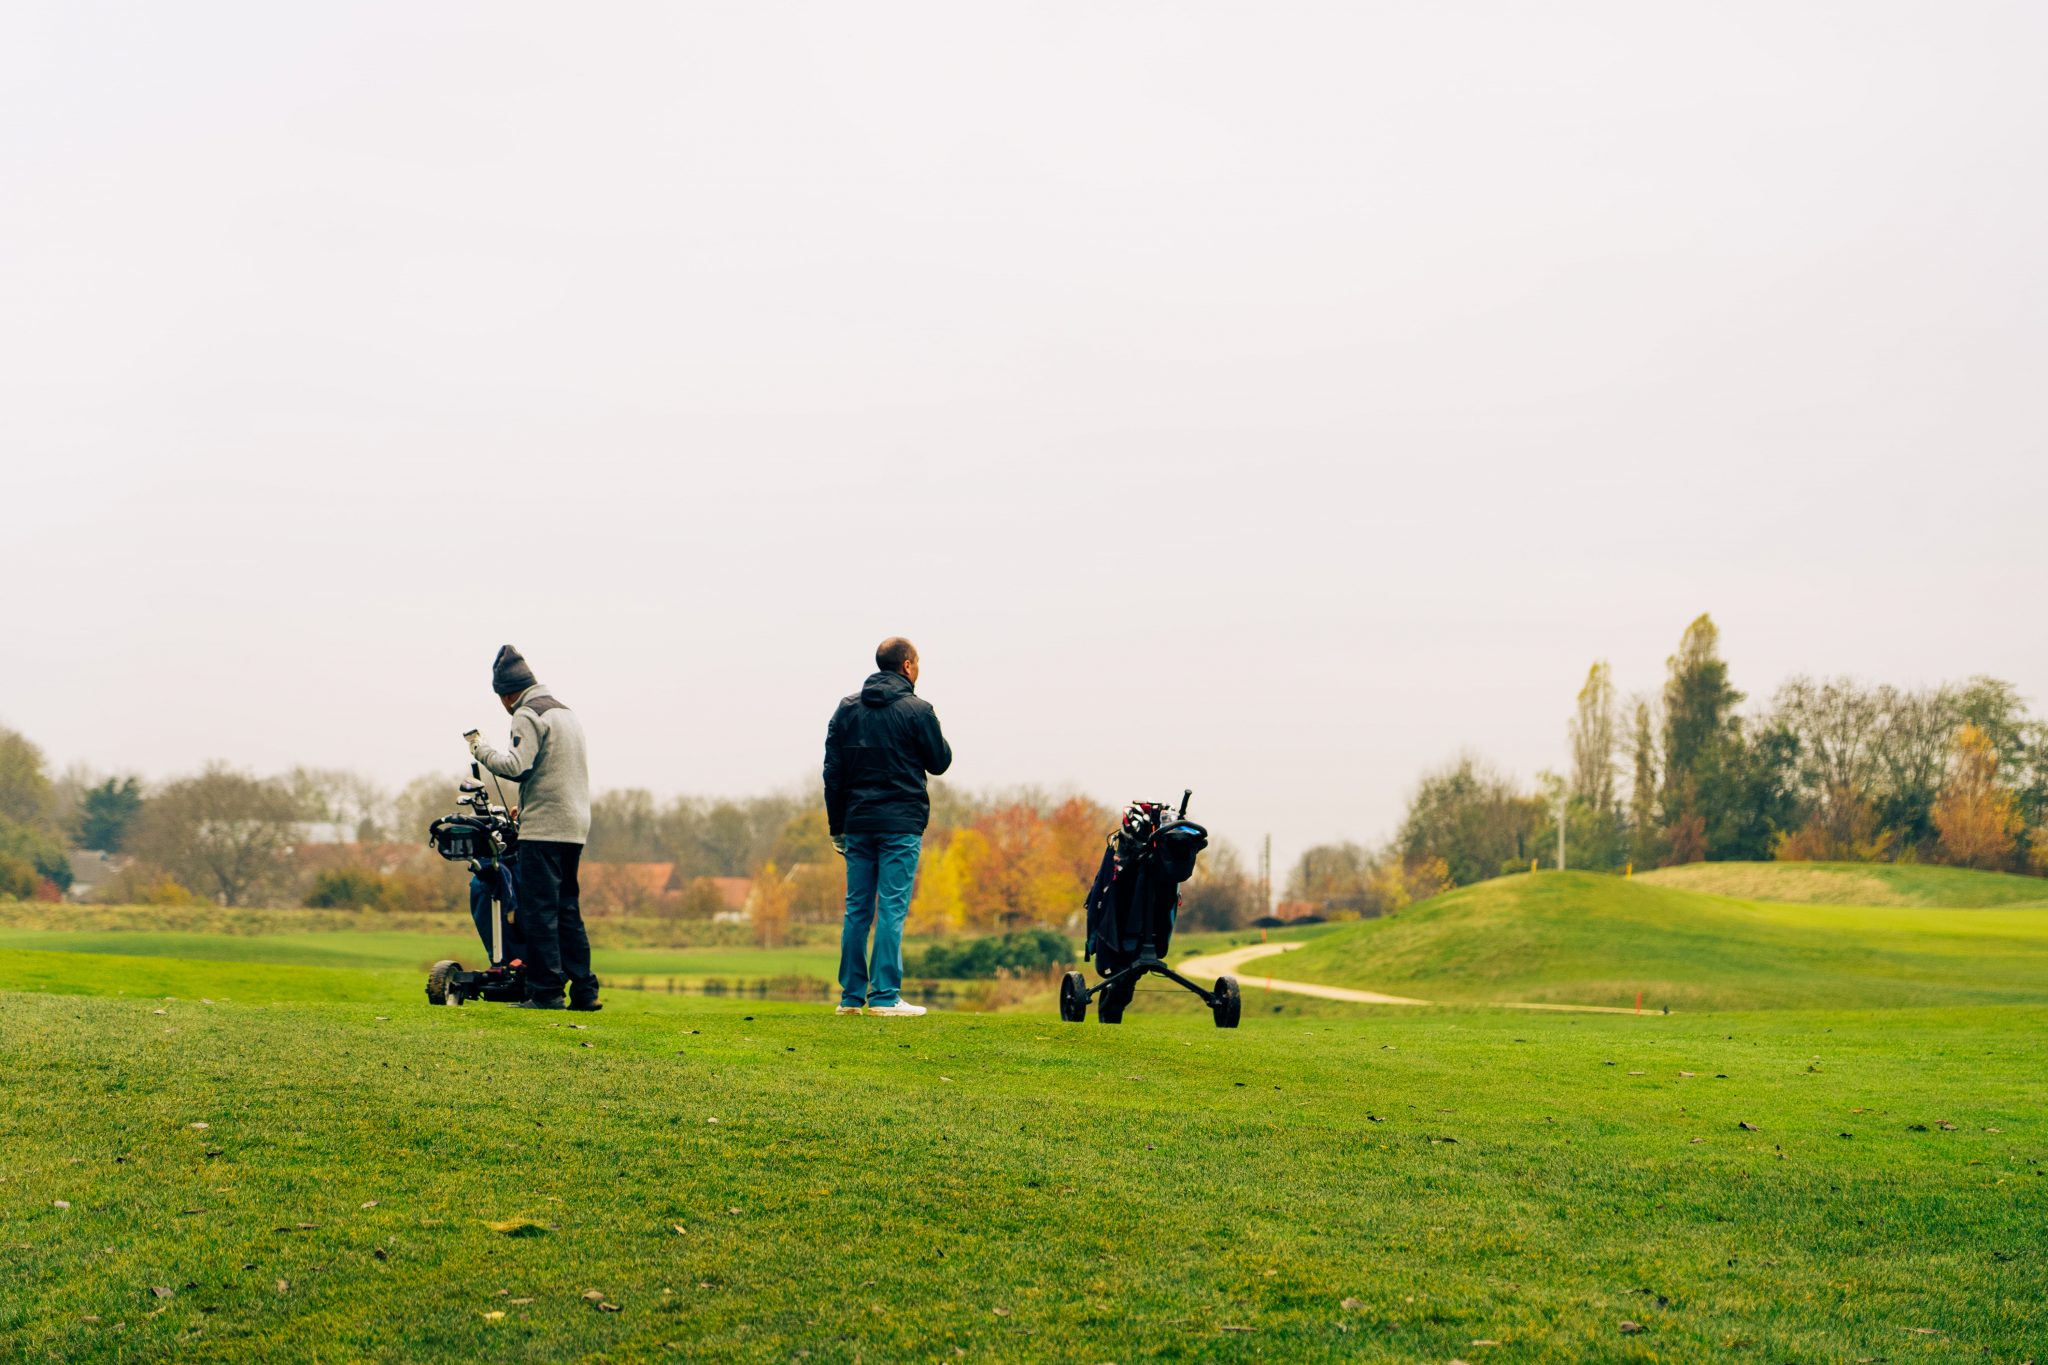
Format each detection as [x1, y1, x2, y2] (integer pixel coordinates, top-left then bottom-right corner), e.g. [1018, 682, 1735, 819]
[0, 730, 1266, 934]
[1286, 614, 2048, 915]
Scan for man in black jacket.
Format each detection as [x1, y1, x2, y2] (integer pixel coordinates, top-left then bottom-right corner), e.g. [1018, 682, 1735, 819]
[823, 637, 953, 1017]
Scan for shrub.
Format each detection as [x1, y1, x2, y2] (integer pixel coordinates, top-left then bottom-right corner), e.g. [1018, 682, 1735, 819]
[910, 928, 1076, 979]
[0, 853, 37, 900]
[131, 874, 204, 906]
[376, 868, 460, 916]
[304, 868, 388, 910]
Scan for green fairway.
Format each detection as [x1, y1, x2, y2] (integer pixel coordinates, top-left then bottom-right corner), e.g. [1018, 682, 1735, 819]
[9, 873, 2048, 1364]
[1271, 871, 2048, 1012]
[3, 949, 2045, 1363]
[1639, 861, 2048, 909]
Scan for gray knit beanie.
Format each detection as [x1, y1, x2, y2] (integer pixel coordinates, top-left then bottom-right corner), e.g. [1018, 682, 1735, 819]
[492, 644, 537, 696]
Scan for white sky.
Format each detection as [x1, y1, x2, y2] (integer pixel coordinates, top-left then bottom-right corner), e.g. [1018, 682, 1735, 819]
[4, 2, 2045, 879]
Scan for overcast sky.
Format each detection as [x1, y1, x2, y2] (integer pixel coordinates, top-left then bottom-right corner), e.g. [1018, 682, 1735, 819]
[4, 1, 2045, 879]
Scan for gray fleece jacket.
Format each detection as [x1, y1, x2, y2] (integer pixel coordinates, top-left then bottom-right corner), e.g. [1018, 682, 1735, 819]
[470, 684, 590, 844]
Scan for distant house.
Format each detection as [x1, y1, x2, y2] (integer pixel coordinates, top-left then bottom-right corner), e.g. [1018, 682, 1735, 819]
[296, 842, 436, 878]
[65, 849, 129, 902]
[705, 876, 755, 924]
[581, 862, 679, 916]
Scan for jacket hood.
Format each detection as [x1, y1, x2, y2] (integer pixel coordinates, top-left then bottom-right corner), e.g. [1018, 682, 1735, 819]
[859, 671, 914, 706]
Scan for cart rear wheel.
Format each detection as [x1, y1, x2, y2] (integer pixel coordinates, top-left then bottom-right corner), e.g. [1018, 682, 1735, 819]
[1212, 975, 1241, 1029]
[427, 959, 463, 1006]
[1058, 971, 1089, 1023]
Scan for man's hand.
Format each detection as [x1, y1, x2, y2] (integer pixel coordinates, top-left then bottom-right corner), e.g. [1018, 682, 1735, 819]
[831, 834, 847, 858]
[464, 729, 482, 755]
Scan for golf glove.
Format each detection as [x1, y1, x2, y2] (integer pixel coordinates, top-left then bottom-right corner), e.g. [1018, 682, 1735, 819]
[464, 729, 483, 756]
[831, 835, 848, 858]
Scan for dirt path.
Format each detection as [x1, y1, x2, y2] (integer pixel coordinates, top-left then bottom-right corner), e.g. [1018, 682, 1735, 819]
[1175, 942, 1656, 1016]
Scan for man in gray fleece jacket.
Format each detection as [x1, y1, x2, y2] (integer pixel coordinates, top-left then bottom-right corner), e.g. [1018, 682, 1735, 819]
[468, 645, 598, 1011]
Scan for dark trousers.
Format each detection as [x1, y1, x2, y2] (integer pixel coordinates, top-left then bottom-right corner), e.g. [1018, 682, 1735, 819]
[468, 858, 526, 966]
[513, 840, 598, 1003]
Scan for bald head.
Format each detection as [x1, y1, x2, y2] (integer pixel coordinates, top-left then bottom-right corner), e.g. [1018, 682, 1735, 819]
[876, 637, 918, 678]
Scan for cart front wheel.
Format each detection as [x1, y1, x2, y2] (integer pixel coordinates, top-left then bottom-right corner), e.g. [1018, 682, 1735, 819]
[427, 959, 463, 1006]
[1058, 971, 1089, 1023]
[1212, 975, 1242, 1029]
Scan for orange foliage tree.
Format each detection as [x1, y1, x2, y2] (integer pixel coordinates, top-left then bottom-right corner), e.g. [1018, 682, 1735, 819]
[906, 797, 1113, 936]
[749, 861, 792, 947]
[1933, 725, 2020, 870]
[1776, 785, 1893, 863]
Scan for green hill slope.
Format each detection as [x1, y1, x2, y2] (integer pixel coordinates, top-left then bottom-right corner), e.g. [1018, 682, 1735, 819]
[1273, 871, 2048, 1011]
[1637, 860, 2048, 908]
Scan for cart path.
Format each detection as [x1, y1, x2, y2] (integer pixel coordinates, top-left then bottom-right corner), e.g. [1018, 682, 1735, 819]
[1175, 942, 1656, 1015]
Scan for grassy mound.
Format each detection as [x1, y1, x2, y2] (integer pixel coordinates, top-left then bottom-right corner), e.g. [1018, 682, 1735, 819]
[1272, 871, 2048, 1011]
[4, 947, 2045, 1360]
[1638, 860, 2048, 908]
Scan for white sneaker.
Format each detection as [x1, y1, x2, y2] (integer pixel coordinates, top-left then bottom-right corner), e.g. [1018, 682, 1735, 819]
[834, 1005, 864, 1015]
[865, 1001, 927, 1017]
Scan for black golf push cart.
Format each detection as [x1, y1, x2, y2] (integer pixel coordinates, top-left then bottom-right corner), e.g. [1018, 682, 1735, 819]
[1060, 791, 1241, 1029]
[424, 764, 526, 1007]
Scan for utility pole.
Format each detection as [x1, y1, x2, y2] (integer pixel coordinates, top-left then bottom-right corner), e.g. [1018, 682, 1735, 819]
[1259, 834, 1272, 915]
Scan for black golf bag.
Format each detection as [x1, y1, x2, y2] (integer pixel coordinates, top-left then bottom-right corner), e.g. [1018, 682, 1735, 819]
[1060, 791, 1241, 1028]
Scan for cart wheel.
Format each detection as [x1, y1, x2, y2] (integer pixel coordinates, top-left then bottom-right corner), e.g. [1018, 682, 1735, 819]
[427, 960, 462, 1006]
[1058, 971, 1089, 1023]
[1212, 975, 1241, 1029]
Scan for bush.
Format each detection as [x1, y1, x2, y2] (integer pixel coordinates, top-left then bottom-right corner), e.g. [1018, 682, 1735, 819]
[132, 875, 204, 906]
[305, 865, 462, 914]
[304, 868, 388, 910]
[0, 853, 37, 900]
[376, 868, 461, 916]
[910, 928, 1076, 979]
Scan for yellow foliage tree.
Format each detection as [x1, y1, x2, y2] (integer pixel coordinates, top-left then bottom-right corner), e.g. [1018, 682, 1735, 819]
[1933, 725, 2020, 871]
[749, 860, 791, 948]
[908, 830, 983, 936]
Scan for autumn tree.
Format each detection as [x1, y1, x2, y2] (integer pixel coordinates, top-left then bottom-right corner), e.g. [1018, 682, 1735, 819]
[0, 728, 72, 893]
[1933, 725, 2020, 870]
[130, 765, 301, 906]
[750, 861, 792, 947]
[0, 727, 55, 829]
[1627, 699, 1663, 869]
[1286, 842, 1375, 904]
[676, 877, 729, 921]
[285, 767, 391, 841]
[1180, 838, 1260, 930]
[1872, 685, 1960, 853]
[1776, 785, 1892, 862]
[908, 828, 984, 935]
[786, 861, 844, 925]
[1569, 662, 1619, 812]
[1398, 757, 1544, 885]
[771, 808, 835, 869]
[586, 788, 664, 862]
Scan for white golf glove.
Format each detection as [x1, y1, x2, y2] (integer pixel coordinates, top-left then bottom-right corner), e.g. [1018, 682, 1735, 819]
[464, 729, 483, 755]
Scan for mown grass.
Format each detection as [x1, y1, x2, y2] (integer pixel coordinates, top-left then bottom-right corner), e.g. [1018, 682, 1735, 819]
[3, 949, 2046, 1362]
[1274, 871, 2048, 1012]
[0, 929, 842, 986]
[1638, 861, 2048, 909]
